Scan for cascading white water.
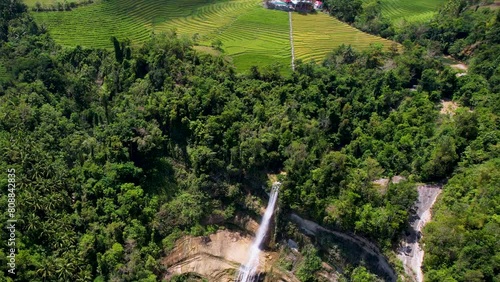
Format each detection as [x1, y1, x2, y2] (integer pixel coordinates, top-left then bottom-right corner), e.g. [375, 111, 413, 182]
[237, 182, 281, 282]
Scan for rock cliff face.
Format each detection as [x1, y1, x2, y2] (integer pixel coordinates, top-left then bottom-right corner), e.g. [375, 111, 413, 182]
[397, 184, 442, 282]
[163, 230, 254, 281]
[162, 230, 299, 282]
[290, 213, 398, 282]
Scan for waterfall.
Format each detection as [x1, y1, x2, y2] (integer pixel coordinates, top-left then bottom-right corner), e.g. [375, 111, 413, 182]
[236, 182, 281, 282]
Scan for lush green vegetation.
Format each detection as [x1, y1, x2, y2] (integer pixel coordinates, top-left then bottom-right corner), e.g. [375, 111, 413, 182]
[22, 0, 82, 7]
[396, 0, 500, 64]
[295, 245, 322, 281]
[392, 1, 500, 280]
[23, 0, 93, 12]
[0, 0, 498, 281]
[324, 0, 396, 37]
[423, 160, 500, 281]
[0, 61, 8, 82]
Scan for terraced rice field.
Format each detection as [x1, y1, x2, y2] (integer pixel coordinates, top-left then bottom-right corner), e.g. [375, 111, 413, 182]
[292, 12, 396, 63]
[32, 0, 151, 49]
[30, 0, 269, 49]
[380, 0, 445, 24]
[209, 8, 290, 71]
[33, 0, 256, 48]
[30, 0, 290, 70]
[151, 0, 290, 70]
[29, 0, 397, 70]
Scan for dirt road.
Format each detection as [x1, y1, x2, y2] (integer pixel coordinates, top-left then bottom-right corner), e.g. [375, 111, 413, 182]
[288, 11, 295, 71]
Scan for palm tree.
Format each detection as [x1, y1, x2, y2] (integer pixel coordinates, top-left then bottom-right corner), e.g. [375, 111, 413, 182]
[55, 257, 76, 281]
[36, 257, 56, 282]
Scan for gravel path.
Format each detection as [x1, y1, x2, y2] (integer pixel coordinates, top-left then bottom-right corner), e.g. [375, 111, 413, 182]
[288, 11, 295, 71]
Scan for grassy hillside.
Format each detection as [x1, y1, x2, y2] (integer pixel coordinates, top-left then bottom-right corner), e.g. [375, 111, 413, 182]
[30, 0, 396, 70]
[151, 1, 291, 71]
[209, 8, 290, 71]
[292, 12, 396, 63]
[380, 0, 446, 24]
[32, 0, 258, 48]
[32, 0, 150, 48]
[31, 0, 290, 70]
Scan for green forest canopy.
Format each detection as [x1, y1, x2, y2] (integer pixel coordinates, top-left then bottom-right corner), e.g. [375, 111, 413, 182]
[0, 0, 499, 281]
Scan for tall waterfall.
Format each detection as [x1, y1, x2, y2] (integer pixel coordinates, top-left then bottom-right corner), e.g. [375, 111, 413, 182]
[237, 182, 281, 282]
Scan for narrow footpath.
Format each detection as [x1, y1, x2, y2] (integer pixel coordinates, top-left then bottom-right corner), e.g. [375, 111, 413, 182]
[288, 11, 295, 71]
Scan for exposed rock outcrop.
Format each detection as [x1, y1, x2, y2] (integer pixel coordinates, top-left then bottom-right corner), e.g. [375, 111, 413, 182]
[162, 230, 299, 282]
[290, 213, 398, 282]
[397, 184, 442, 282]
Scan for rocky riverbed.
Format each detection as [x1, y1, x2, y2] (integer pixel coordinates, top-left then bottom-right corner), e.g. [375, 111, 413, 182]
[397, 184, 442, 282]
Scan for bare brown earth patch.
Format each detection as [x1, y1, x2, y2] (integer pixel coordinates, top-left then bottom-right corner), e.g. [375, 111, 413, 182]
[450, 63, 468, 72]
[440, 100, 459, 115]
[444, 55, 468, 75]
[373, 175, 405, 194]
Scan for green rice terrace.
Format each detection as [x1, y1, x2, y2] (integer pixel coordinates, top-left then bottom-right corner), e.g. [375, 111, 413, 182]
[380, 0, 446, 24]
[26, 0, 398, 70]
[292, 12, 394, 62]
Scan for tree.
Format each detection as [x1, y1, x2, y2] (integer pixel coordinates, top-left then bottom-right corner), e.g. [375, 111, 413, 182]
[423, 160, 500, 282]
[154, 192, 205, 235]
[325, 0, 362, 23]
[423, 135, 459, 180]
[351, 266, 379, 281]
[0, 0, 27, 42]
[296, 245, 322, 282]
[211, 39, 223, 52]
